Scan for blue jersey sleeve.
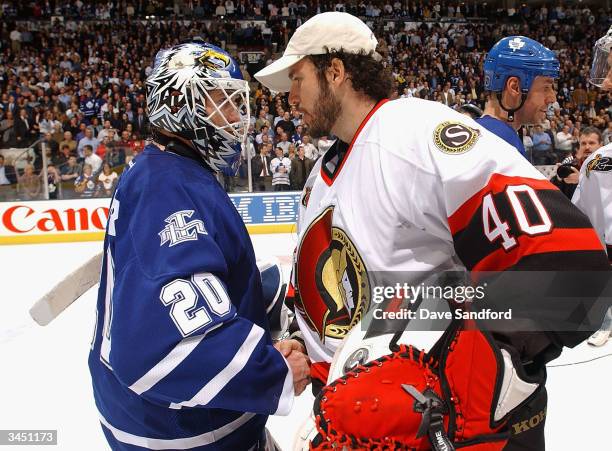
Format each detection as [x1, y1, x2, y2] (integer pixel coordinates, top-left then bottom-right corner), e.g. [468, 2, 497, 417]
[97, 154, 294, 416]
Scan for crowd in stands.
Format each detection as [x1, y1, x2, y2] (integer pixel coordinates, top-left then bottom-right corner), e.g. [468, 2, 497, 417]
[0, 1, 610, 201]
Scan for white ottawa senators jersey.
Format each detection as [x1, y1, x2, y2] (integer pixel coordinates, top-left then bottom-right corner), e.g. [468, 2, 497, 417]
[292, 98, 607, 385]
[573, 143, 612, 260]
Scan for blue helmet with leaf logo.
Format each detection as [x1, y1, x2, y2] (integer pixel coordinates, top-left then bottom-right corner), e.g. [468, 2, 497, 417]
[484, 36, 559, 93]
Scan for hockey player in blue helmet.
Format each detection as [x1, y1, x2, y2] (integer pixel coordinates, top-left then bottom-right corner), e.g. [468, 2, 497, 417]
[89, 41, 310, 450]
[476, 36, 559, 158]
[475, 36, 559, 451]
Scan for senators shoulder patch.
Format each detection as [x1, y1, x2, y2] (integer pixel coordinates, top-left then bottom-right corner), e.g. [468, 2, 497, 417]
[433, 121, 481, 154]
[586, 154, 612, 177]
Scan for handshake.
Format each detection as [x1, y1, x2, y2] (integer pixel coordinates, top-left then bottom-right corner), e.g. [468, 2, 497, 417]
[274, 339, 311, 395]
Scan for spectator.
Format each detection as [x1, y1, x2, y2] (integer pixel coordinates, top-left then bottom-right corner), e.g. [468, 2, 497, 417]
[1, 111, 15, 146]
[0, 3, 609, 204]
[74, 163, 97, 198]
[77, 128, 100, 158]
[255, 109, 269, 131]
[251, 143, 273, 191]
[275, 131, 291, 155]
[97, 162, 118, 197]
[551, 126, 603, 199]
[287, 144, 297, 161]
[277, 111, 295, 136]
[316, 135, 335, 156]
[441, 82, 455, 106]
[54, 144, 73, 167]
[83, 144, 103, 174]
[133, 106, 148, 138]
[39, 111, 61, 136]
[586, 100, 598, 119]
[290, 146, 314, 190]
[46, 163, 61, 199]
[105, 138, 126, 168]
[273, 108, 285, 127]
[51, 122, 64, 145]
[531, 125, 556, 164]
[270, 146, 291, 191]
[555, 124, 576, 160]
[239, 138, 256, 184]
[215, 1, 227, 17]
[60, 155, 82, 186]
[572, 82, 588, 109]
[256, 124, 271, 146]
[521, 127, 534, 161]
[75, 123, 88, 143]
[96, 135, 113, 160]
[98, 120, 118, 142]
[14, 108, 35, 146]
[302, 135, 319, 161]
[59, 131, 78, 155]
[291, 110, 302, 128]
[17, 163, 41, 200]
[10, 27, 22, 53]
[292, 124, 304, 143]
[0, 155, 17, 200]
[130, 137, 145, 156]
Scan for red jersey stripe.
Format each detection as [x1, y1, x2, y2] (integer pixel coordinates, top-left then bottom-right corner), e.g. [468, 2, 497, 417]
[472, 228, 604, 272]
[448, 174, 558, 235]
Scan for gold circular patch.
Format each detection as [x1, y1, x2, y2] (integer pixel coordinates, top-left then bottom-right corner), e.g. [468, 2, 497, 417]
[433, 121, 480, 154]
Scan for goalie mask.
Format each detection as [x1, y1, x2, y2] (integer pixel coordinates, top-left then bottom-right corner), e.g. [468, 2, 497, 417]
[146, 42, 250, 172]
[590, 26, 612, 89]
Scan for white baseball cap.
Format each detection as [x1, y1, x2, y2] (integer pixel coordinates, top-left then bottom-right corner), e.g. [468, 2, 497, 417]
[255, 12, 379, 92]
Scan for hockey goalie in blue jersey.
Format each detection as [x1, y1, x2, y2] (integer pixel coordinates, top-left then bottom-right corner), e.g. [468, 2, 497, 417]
[88, 41, 310, 450]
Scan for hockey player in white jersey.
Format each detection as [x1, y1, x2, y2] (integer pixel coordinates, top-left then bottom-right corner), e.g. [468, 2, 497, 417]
[88, 41, 310, 450]
[573, 26, 612, 347]
[256, 12, 611, 450]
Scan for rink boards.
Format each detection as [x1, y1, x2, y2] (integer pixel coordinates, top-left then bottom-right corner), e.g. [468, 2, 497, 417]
[0, 192, 301, 244]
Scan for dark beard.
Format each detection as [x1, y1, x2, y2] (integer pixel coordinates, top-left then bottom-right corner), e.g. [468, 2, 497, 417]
[308, 80, 342, 139]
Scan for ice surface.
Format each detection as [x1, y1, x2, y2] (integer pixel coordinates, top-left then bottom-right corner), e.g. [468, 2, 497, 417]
[0, 237, 609, 450]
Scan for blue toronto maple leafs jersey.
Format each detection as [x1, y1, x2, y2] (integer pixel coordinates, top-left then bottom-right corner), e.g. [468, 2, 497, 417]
[475, 114, 526, 157]
[88, 144, 293, 450]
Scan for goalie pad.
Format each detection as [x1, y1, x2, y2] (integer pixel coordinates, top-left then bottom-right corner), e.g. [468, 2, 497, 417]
[310, 322, 543, 450]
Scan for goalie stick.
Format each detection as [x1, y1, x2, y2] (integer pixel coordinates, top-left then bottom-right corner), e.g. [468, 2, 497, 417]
[29, 252, 292, 327]
[29, 251, 103, 326]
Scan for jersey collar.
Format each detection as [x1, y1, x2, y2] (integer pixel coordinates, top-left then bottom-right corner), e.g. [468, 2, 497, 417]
[320, 99, 389, 186]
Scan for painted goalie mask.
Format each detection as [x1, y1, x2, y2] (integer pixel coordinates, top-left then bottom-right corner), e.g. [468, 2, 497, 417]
[146, 42, 250, 172]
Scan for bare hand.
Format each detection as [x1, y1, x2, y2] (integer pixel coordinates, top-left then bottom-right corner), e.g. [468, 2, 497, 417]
[563, 166, 580, 185]
[285, 350, 311, 395]
[274, 339, 306, 357]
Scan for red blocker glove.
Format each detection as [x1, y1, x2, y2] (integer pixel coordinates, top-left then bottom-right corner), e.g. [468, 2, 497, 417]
[310, 324, 532, 450]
